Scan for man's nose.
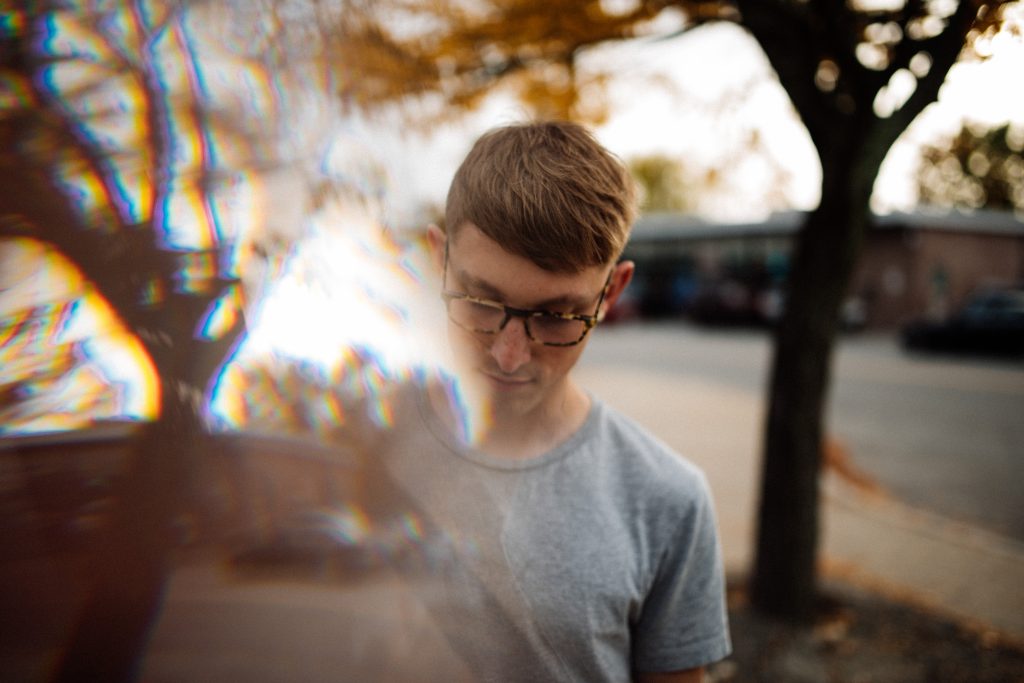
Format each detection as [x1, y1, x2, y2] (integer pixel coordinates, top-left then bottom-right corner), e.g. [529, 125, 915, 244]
[489, 316, 532, 374]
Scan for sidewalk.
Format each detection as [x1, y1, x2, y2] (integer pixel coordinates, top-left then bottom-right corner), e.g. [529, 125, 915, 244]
[575, 364, 1024, 641]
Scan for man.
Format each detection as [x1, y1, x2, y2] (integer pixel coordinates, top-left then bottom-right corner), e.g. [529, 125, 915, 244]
[368, 121, 730, 682]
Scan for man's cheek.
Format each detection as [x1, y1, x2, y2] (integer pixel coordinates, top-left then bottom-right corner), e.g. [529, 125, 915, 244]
[448, 325, 485, 362]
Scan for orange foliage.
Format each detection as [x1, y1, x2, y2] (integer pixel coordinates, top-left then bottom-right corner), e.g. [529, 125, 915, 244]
[325, 0, 729, 124]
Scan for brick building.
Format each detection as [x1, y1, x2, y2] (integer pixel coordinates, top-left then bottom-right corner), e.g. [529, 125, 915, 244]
[624, 209, 1024, 328]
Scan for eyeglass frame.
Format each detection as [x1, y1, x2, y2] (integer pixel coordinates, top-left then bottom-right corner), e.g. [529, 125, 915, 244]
[440, 244, 615, 347]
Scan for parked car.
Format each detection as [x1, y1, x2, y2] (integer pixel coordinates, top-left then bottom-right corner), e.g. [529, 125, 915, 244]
[688, 279, 866, 331]
[688, 278, 766, 326]
[901, 286, 1024, 357]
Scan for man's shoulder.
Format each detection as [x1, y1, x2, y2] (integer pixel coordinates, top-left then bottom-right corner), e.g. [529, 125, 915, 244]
[585, 397, 709, 500]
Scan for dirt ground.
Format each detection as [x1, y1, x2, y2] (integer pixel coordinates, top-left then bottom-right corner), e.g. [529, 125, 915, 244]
[710, 580, 1024, 683]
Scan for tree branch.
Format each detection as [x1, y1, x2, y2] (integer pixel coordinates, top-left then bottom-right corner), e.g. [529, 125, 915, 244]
[865, 0, 982, 172]
[735, 0, 833, 148]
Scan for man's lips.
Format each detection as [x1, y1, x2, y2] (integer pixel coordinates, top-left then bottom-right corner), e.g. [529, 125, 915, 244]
[480, 370, 532, 386]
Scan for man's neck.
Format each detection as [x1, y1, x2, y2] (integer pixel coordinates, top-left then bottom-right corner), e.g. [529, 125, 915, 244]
[483, 380, 591, 459]
[428, 378, 591, 460]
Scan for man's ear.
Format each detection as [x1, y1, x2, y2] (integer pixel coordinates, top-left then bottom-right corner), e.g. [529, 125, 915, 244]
[426, 224, 447, 271]
[599, 260, 635, 321]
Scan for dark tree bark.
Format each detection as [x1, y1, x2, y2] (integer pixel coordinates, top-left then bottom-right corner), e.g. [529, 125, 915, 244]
[738, 0, 986, 620]
[752, 138, 875, 620]
[2, 3, 245, 678]
[51, 398, 207, 681]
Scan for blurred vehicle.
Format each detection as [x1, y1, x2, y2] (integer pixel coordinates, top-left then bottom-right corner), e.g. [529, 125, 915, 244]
[687, 280, 866, 331]
[900, 285, 1024, 357]
[688, 278, 769, 326]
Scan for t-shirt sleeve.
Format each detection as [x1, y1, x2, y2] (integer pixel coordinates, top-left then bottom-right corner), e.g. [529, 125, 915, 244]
[631, 468, 732, 673]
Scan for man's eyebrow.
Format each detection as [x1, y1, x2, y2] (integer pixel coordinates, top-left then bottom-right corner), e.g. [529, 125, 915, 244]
[455, 269, 505, 299]
[531, 293, 593, 311]
[454, 267, 592, 310]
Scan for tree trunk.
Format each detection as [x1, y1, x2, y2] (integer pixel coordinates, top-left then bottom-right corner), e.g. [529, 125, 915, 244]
[54, 392, 204, 681]
[739, 0, 983, 624]
[751, 129, 876, 621]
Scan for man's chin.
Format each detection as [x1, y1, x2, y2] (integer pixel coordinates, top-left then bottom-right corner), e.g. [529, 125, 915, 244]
[477, 373, 542, 416]
[447, 364, 530, 402]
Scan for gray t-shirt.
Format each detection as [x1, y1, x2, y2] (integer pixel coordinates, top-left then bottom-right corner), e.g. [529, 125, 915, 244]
[368, 386, 731, 681]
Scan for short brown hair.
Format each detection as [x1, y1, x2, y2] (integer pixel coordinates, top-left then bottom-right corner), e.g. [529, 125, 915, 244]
[444, 121, 637, 273]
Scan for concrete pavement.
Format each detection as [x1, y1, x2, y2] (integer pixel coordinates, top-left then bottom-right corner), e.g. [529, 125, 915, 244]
[575, 364, 1024, 642]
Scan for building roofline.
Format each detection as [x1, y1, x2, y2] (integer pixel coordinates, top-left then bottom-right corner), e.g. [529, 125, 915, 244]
[629, 208, 1024, 244]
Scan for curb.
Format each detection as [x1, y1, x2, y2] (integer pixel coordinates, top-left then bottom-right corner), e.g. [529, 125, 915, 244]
[821, 473, 1024, 641]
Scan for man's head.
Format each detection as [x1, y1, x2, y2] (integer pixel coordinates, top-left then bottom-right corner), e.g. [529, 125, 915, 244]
[443, 120, 637, 273]
[429, 121, 637, 429]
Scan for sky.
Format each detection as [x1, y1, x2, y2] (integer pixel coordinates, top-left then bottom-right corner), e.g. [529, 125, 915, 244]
[365, 16, 1024, 228]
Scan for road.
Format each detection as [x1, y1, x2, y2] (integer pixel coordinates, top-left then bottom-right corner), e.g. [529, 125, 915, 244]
[578, 321, 1024, 543]
[3, 321, 1021, 679]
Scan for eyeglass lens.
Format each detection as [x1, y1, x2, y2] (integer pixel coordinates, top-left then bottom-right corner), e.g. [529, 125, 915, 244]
[447, 298, 587, 345]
